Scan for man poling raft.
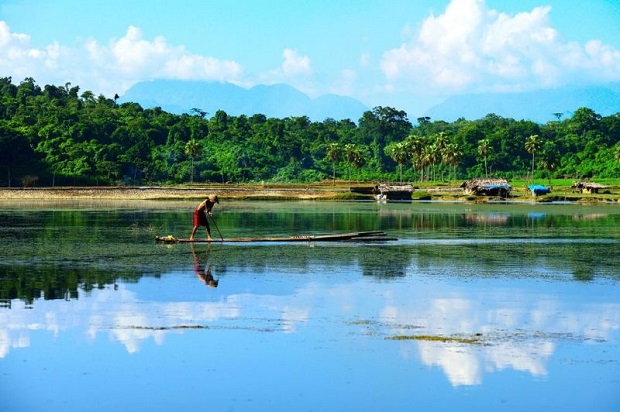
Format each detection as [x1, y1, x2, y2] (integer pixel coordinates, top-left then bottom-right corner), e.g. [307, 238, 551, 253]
[190, 195, 219, 241]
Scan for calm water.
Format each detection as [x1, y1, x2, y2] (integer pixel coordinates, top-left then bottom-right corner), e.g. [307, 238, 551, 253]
[0, 200, 619, 411]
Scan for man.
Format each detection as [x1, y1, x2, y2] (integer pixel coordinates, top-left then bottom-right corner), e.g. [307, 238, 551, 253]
[190, 195, 219, 241]
[191, 243, 219, 287]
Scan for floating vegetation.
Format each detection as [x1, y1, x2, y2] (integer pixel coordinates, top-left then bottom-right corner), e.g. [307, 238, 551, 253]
[120, 325, 210, 330]
[386, 334, 485, 344]
[128, 223, 162, 234]
[347, 320, 375, 326]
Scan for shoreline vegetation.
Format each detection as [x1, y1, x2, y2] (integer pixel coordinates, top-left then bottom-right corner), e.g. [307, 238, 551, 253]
[1, 180, 618, 203]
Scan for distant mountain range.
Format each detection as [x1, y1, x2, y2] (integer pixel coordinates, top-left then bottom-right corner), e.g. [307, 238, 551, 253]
[120, 80, 620, 124]
[120, 80, 369, 121]
[424, 84, 620, 123]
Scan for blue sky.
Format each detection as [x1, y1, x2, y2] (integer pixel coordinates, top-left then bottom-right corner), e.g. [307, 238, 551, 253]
[1, 0, 619, 116]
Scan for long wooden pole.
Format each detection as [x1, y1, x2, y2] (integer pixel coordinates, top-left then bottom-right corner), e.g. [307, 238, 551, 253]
[209, 214, 224, 241]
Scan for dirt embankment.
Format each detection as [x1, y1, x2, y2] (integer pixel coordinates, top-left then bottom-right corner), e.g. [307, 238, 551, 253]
[1, 185, 618, 203]
[0, 186, 348, 201]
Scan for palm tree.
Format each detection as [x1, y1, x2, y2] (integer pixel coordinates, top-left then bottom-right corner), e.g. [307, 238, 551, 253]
[421, 144, 438, 182]
[344, 143, 366, 183]
[326, 143, 342, 184]
[385, 141, 408, 183]
[434, 132, 449, 180]
[442, 143, 463, 181]
[184, 138, 203, 184]
[344, 143, 357, 182]
[477, 139, 491, 177]
[525, 134, 542, 182]
[351, 148, 366, 183]
[405, 134, 424, 182]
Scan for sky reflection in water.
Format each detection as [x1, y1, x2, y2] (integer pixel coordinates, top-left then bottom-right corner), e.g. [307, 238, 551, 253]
[0, 200, 619, 411]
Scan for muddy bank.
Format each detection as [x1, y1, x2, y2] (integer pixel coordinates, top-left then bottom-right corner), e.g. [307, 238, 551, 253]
[0, 186, 348, 201]
[1, 185, 618, 203]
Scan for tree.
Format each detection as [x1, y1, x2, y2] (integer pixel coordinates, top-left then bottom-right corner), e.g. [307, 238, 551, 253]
[358, 107, 411, 171]
[405, 134, 424, 182]
[384, 141, 408, 183]
[184, 138, 203, 183]
[442, 143, 462, 181]
[344, 143, 365, 182]
[325, 143, 342, 184]
[477, 139, 491, 177]
[614, 145, 620, 175]
[525, 134, 542, 182]
[539, 143, 560, 183]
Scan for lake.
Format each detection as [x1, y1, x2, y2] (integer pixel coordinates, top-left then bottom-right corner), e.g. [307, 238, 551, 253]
[1, 199, 619, 411]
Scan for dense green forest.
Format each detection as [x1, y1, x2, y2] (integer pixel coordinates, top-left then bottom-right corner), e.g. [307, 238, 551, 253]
[1, 76, 619, 187]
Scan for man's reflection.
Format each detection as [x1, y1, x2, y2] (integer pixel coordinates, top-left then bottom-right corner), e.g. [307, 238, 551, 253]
[191, 244, 219, 288]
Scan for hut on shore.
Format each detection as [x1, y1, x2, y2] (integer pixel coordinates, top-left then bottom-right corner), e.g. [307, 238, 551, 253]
[372, 184, 414, 201]
[349, 183, 414, 201]
[461, 178, 511, 197]
[571, 181, 609, 194]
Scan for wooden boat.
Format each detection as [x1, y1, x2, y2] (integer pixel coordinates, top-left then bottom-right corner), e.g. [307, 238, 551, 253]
[155, 231, 396, 244]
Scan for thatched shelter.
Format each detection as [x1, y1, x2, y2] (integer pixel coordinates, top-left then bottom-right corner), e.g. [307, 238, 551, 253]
[349, 184, 414, 200]
[461, 178, 511, 197]
[571, 181, 609, 194]
[372, 184, 414, 201]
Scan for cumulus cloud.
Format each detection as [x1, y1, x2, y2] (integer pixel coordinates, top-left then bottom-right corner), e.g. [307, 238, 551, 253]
[0, 22, 244, 97]
[258, 48, 316, 95]
[380, 0, 620, 94]
[281, 48, 312, 77]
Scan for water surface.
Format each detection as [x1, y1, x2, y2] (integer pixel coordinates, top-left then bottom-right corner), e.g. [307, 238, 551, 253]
[1, 200, 619, 411]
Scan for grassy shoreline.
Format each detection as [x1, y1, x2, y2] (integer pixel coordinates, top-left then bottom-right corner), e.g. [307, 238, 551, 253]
[0, 181, 618, 203]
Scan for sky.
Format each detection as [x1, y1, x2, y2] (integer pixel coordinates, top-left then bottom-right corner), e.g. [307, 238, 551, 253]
[1, 0, 619, 116]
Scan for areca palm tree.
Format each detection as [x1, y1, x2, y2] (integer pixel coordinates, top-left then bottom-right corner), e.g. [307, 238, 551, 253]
[421, 144, 439, 182]
[405, 134, 424, 182]
[184, 138, 203, 183]
[344, 143, 365, 183]
[477, 139, 491, 177]
[344, 143, 358, 182]
[434, 132, 449, 180]
[525, 134, 542, 182]
[385, 141, 408, 183]
[326, 143, 342, 184]
[442, 143, 463, 181]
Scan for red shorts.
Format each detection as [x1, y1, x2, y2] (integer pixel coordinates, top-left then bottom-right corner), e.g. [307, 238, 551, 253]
[193, 209, 208, 227]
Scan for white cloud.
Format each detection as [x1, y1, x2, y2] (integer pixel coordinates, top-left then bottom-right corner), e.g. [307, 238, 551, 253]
[282, 48, 312, 77]
[258, 48, 316, 96]
[380, 0, 620, 95]
[0, 22, 244, 97]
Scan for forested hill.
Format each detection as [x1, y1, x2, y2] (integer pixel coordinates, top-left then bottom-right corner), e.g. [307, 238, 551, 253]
[425, 85, 620, 124]
[120, 80, 369, 121]
[1, 77, 619, 187]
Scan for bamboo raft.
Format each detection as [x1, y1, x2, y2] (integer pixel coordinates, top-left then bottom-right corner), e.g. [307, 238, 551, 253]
[156, 231, 396, 244]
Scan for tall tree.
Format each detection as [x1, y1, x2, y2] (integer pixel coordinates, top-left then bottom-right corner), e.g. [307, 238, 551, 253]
[385, 141, 408, 183]
[442, 143, 462, 182]
[477, 139, 491, 177]
[325, 143, 342, 184]
[614, 144, 620, 175]
[184, 138, 203, 183]
[525, 134, 542, 182]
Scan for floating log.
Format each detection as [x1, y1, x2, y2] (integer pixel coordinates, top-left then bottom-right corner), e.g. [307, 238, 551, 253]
[156, 231, 396, 244]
